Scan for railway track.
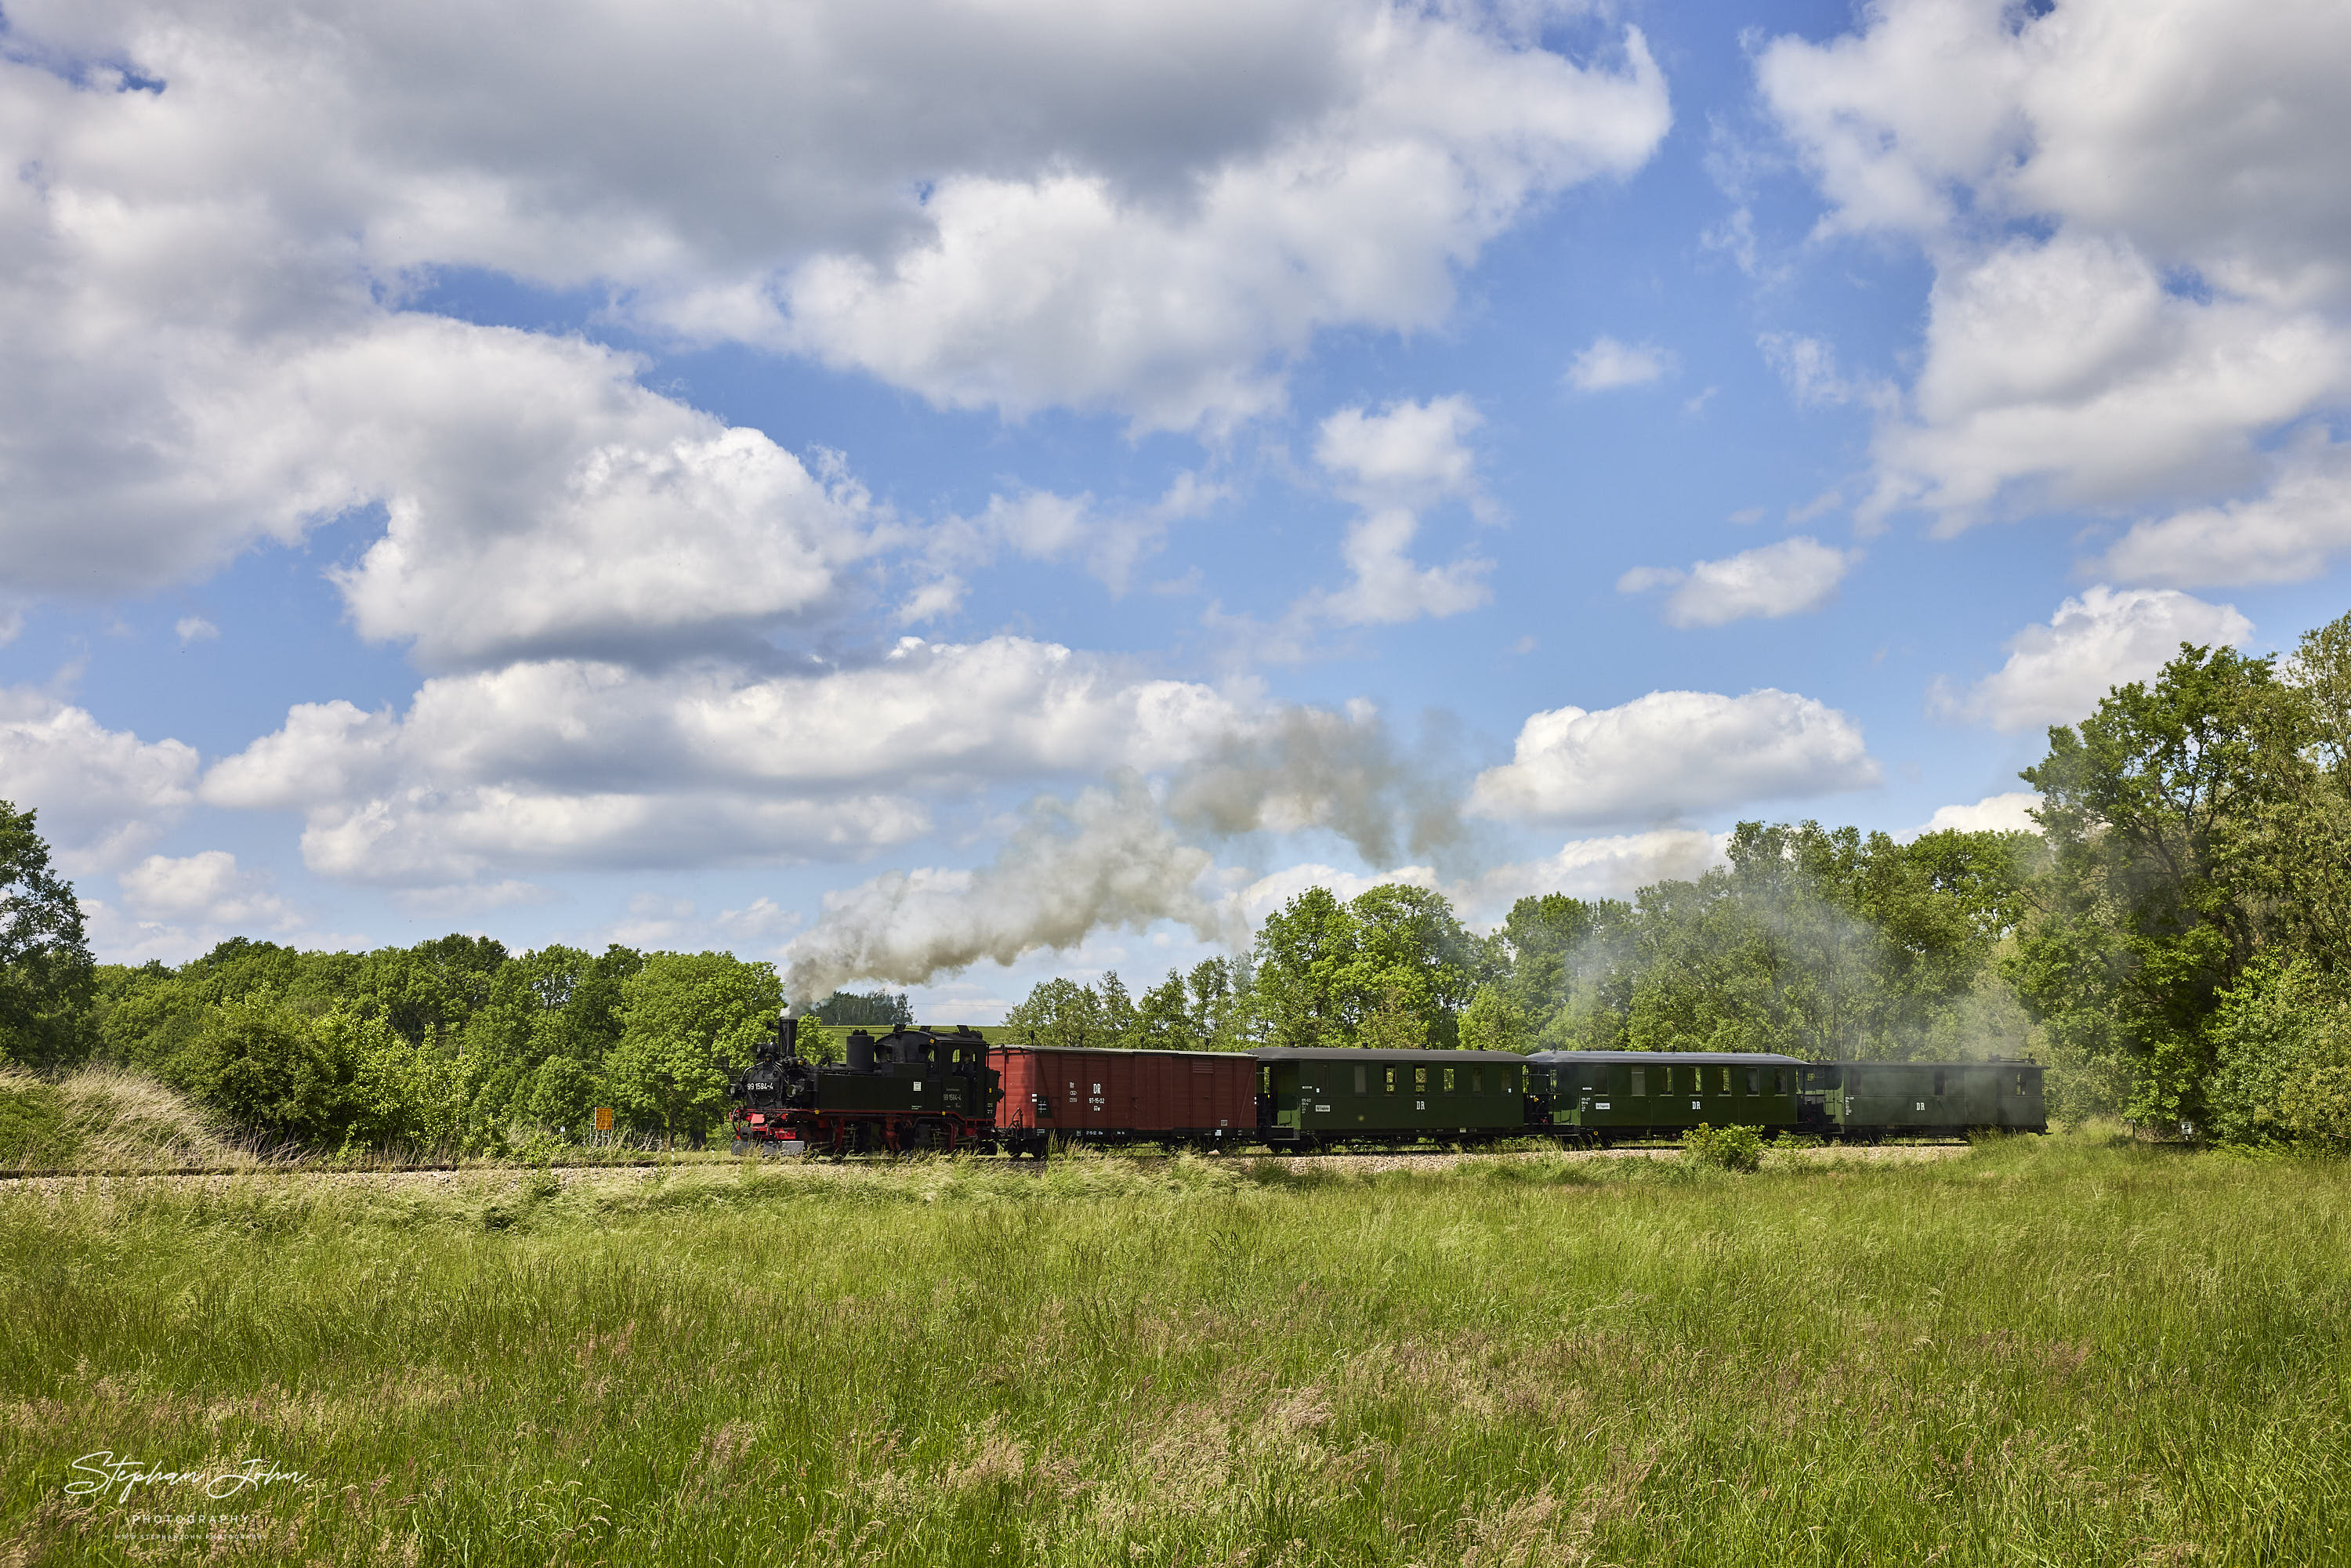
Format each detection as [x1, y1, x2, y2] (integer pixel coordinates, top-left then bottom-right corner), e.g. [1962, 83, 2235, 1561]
[0, 1139, 1972, 1188]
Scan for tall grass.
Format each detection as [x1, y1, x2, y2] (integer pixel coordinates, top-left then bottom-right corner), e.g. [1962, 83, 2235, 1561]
[0, 1065, 265, 1173]
[2, 1133, 2346, 1565]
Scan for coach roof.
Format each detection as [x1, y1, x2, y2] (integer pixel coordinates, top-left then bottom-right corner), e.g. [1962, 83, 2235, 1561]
[1251, 1048, 1536, 1063]
[1527, 1050, 1808, 1066]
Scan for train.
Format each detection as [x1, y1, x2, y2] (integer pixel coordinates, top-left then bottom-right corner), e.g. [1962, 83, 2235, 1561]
[726, 1022, 2045, 1156]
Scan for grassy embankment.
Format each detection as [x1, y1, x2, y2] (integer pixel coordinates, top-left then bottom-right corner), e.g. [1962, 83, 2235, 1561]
[1, 1133, 2346, 1566]
[0, 1066, 726, 1175]
[0, 1066, 260, 1174]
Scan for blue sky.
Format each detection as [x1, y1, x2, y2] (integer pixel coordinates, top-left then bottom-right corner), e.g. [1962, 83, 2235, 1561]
[3, 0, 2347, 1018]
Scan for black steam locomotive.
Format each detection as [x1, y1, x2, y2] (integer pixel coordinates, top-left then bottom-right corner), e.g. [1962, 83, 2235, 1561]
[729, 1022, 1000, 1157]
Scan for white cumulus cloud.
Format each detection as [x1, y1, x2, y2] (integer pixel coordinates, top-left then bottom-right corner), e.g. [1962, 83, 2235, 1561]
[1463, 829, 1726, 920]
[1616, 536, 1853, 628]
[1566, 335, 1673, 392]
[1936, 586, 2252, 733]
[0, 0, 1670, 636]
[1469, 689, 1880, 827]
[200, 638, 1250, 885]
[2092, 427, 2351, 587]
[1905, 791, 2043, 838]
[778, 17, 1672, 430]
[0, 689, 199, 872]
[1759, 0, 2351, 536]
[1297, 396, 1493, 628]
[118, 850, 296, 929]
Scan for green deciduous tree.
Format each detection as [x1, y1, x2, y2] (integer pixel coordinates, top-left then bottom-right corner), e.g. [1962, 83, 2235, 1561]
[1252, 887, 1360, 1048]
[795, 1013, 839, 1063]
[524, 1053, 600, 1135]
[1004, 977, 1110, 1048]
[811, 989, 913, 1026]
[1458, 982, 1528, 1053]
[2205, 958, 2351, 1150]
[1130, 969, 1196, 1051]
[1, 800, 94, 1072]
[2016, 643, 2291, 1128]
[1342, 883, 1482, 1048]
[604, 951, 780, 1146]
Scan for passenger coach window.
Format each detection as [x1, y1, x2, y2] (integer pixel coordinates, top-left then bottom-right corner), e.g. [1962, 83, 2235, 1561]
[1415, 1067, 1429, 1092]
[1471, 1067, 1484, 1094]
[1630, 1066, 1646, 1096]
[1747, 1068, 1759, 1095]
[1933, 1070, 1948, 1095]
[1354, 1064, 1367, 1095]
[1719, 1066, 1732, 1094]
[1384, 1066, 1396, 1094]
[1443, 1068, 1455, 1092]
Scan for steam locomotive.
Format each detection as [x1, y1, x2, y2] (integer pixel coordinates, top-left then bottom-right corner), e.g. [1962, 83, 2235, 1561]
[728, 1023, 1001, 1157]
[727, 1023, 2045, 1157]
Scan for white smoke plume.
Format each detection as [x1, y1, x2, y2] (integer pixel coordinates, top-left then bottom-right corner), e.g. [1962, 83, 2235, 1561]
[782, 773, 1220, 1004]
[1166, 704, 1467, 867]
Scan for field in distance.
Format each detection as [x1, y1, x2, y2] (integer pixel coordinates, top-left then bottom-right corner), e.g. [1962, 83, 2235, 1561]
[2, 1133, 2345, 1566]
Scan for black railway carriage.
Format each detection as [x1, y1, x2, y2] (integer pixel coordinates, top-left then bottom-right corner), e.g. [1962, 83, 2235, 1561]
[1528, 1051, 1806, 1143]
[1252, 1048, 1534, 1148]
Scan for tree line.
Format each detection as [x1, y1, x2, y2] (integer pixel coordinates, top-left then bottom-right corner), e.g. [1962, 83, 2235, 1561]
[7, 610, 2351, 1150]
[1000, 612, 2351, 1150]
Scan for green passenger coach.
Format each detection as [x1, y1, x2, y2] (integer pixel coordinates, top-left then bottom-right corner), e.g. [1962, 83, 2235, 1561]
[1527, 1051, 1806, 1143]
[1803, 1059, 2045, 1139]
[1252, 1048, 1535, 1148]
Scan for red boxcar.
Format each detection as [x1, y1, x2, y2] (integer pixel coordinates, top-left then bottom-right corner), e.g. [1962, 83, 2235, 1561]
[987, 1045, 1258, 1155]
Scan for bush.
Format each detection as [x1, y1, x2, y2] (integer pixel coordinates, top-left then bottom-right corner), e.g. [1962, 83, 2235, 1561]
[1682, 1122, 1763, 1172]
[2208, 957, 2351, 1150]
[165, 994, 352, 1146]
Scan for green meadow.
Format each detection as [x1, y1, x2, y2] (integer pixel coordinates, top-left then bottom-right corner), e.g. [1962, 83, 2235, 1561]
[2, 1134, 2346, 1566]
